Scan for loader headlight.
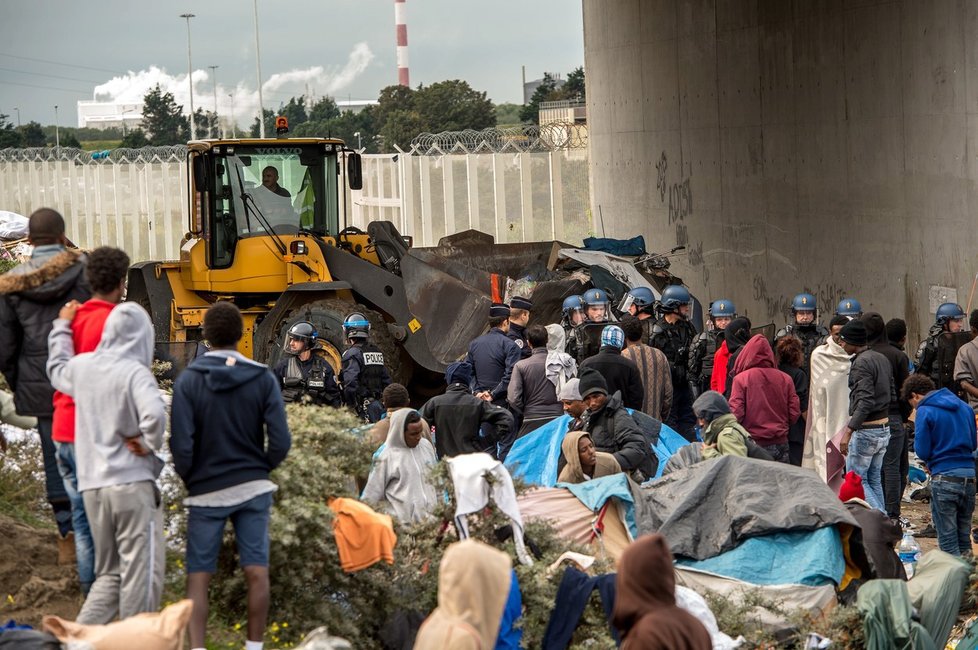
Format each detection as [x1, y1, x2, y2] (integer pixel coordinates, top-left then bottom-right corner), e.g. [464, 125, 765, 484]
[289, 241, 308, 255]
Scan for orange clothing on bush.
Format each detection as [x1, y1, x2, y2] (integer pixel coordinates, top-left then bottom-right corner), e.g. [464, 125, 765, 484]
[329, 497, 397, 572]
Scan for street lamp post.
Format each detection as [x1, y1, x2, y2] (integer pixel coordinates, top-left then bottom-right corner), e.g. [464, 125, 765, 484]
[208, 65, 219, 138]
[253, 0, 266, 138]
[354, 131, 362, 150]
[180, 13, 197, 140]
[53, 105, 60, 149]
[13, 107, 20, 126]
[228, 92, 236, 138]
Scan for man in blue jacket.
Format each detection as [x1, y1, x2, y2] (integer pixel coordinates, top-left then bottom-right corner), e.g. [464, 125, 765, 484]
[903, 374, 977, 556]
[170, 301, 291, 650]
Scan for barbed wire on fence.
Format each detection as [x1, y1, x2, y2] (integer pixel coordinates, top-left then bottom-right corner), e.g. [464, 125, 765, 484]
[0, 146, 188, 165]
[409, 122, 588, 155]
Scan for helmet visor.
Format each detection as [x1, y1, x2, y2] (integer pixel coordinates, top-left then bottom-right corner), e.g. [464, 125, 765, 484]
[617, 294, 635, 314]
[283, 333, 309, 356]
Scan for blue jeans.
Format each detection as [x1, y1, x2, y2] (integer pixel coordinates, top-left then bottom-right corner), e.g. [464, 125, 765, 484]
[930, 474, 976, 556]
[55, 442, 95, 592]
[846, 425, 890, 512]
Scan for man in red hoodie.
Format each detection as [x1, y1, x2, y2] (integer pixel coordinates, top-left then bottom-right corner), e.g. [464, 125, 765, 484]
[51, 246, 130, 595]
[728, 334, 800, 463]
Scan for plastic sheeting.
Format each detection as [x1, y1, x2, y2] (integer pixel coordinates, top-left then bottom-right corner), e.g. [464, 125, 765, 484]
[630, 456, 858, 560]
[676, 527, 845, 587]
[559, 473, 639, 538]
[504, 413, 686, 486]
[582, 235, 647, 256]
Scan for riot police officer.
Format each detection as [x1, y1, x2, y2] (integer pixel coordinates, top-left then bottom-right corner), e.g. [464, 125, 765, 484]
[562, 295, 586, 358]
[649, 285, 698, 440]
[836, 297, 863, 320]
[916, 302, 968, 394]
[571, 289, 613, 362]
[340, 312, 392, 422]
[506, 296, 533, 360]
[775, 293, 830, 375]
[689, 299, 736, 395]
[583, 288, 612, 323]
[275, 321, 341, 406]
[617, 286, 656, 321]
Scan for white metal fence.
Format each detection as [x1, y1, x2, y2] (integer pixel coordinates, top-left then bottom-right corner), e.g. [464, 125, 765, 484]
[0, 140, 592, 262]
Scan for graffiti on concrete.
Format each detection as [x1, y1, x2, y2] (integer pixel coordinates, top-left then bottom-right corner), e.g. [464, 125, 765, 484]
[753, 274, 846, 322]
[655, 151, 668, 203]
[668, 177, 693, 225]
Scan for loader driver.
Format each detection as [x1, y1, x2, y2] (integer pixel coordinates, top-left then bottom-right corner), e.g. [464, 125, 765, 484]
[275, 322, 340, 406]
[341, 313, 392, 423]
[261, 166, 291, 198]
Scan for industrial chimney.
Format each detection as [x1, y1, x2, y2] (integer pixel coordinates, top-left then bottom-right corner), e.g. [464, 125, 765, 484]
[395, 0, 409, 86]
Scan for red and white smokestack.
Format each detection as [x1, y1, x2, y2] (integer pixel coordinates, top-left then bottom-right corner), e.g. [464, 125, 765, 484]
[395, 0, 409, 86]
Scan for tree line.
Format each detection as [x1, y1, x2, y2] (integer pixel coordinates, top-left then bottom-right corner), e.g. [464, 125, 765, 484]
[0, 66, 584, 153]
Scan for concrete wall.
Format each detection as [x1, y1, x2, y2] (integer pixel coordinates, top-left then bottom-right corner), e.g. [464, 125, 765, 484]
[584, 0, 978, 344]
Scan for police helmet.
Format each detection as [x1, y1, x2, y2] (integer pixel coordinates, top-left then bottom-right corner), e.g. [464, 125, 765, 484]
[583, 288, 610, 307]
[836, 298, 863, 318]
[284, 321, 317, 355]
[709, 299, 736, 319]
[936, 302, 966, 326]
[659, 285, 692, 312]
[343, 312, 371, 340]
[791, 293, 817, 313]
[617, 286, 655, 314]
[562, 295, 585, 317]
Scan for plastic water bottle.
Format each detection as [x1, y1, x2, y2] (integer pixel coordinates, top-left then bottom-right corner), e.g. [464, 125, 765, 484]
[898, 532, 921, 578]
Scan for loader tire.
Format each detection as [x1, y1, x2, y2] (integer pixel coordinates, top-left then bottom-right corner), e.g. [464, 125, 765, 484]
[264, 299, 405, 385]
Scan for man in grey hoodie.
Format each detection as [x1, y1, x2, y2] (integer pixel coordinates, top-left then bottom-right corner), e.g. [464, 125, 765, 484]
[47, 301, 167, 624]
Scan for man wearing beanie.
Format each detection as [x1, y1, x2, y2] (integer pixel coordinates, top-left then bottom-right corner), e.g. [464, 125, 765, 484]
[838, 319, 895, 512]
[558, 377, 587, 429]
[691, 391, 748, 459]
[580, 325, 643, 411]
[419, 361, 513, 459]
[578, 367, 655, 480]
[862, 312, 912, 520]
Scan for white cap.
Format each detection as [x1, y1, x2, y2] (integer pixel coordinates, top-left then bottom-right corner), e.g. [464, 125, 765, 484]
[557, 378, 582, 401]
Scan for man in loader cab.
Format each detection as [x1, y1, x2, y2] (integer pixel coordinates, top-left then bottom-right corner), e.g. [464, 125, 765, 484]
[274, 322, 340, 407]
[341, 313, 392, 422]
[261, 166, 291, 198]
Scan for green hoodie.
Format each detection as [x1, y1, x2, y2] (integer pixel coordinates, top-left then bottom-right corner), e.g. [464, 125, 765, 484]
[702, 413, 749, 459]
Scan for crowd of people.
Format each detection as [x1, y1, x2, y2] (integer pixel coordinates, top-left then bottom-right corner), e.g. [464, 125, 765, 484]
[2, 206, 978, 648]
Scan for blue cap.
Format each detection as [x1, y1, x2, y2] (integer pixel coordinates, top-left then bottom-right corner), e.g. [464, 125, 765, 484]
[601, 325, 625, 350]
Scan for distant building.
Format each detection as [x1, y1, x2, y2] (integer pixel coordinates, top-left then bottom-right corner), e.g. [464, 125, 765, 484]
[77, 100, 143, 131]
[523, 74, 565, 105]
[539, 100, 586, 126]
[336, 99, 378, 114]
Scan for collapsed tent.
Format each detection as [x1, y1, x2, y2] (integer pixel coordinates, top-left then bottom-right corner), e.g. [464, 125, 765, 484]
[517, 487, 632, 560]
[505, 413, 688, 487]
[629, 455, 858, 560]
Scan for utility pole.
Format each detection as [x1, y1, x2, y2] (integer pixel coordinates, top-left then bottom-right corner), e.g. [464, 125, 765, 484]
[252, 0, 266, 138]
[180, 13, 197, 140]
[208, 65, 219, 138]
[53, 105, 60, 149]
[13, 107, 20, 126]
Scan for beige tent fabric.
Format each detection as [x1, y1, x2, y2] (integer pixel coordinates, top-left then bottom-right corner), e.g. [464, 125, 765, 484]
[43, 599, 193, 650]
[675, 567, 837, 628]
[803, 337, 852, 482]
[517, 487, 632, 560]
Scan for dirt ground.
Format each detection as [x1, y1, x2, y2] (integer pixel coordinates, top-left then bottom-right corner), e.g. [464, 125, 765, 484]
[0, 514, 81, 627]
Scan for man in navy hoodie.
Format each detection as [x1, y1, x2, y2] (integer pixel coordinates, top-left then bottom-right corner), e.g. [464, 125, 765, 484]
[170, 302, 291, 650]
[903, 374, 977, 556]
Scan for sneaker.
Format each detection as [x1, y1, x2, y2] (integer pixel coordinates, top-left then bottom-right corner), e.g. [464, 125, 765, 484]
[916, 524, 937, 538]
[57, 531, 76, 566]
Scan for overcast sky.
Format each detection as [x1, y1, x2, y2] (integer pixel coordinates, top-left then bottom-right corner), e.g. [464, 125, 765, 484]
[0, 1, 584, 128]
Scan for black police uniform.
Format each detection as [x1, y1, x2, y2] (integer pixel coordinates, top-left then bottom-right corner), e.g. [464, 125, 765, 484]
[466, 327, 522, 460]
[775, 323, 829, 376]
[274, 353, 341, 406]
[916, 326, 971, 395]
[506, 322, 532, 360]
[688, 329, 723, 395]
[341, 341, 392, 422]
[650, 316, 698, 441]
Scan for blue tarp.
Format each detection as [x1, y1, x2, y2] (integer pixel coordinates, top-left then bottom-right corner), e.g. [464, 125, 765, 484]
[504, 413, 688, 486]
[582, 235, 647, 256]
[676, 526, 845, 587]
[559, 473, 638, 538]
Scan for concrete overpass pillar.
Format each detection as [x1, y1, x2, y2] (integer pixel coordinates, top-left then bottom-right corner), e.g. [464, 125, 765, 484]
[584, 0, 978, 342]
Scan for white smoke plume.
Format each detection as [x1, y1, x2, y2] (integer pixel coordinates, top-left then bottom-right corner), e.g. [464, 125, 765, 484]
[89, 43, 375, 128]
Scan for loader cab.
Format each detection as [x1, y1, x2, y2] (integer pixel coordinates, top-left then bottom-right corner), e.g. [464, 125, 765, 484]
[189, 140, 347, 269]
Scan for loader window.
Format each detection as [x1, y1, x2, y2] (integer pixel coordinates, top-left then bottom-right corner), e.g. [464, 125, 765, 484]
[207, 145, 340, 268]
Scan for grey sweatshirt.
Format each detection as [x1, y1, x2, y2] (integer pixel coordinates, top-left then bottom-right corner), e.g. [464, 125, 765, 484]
[47, 302, 166, 492]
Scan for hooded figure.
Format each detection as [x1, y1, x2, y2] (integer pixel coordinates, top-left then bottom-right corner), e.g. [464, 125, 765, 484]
[692, 390, 749, 459]
[613, 534, 712, 650]
[47, 302, 166, 492]
[557, 429, 622, 483]
[804, 334, 854, 485]
[728, 334, 800, 453]
[361, 409, 438, 523]
[415, 539, 513, 650]
[545, 323, 578, 395]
